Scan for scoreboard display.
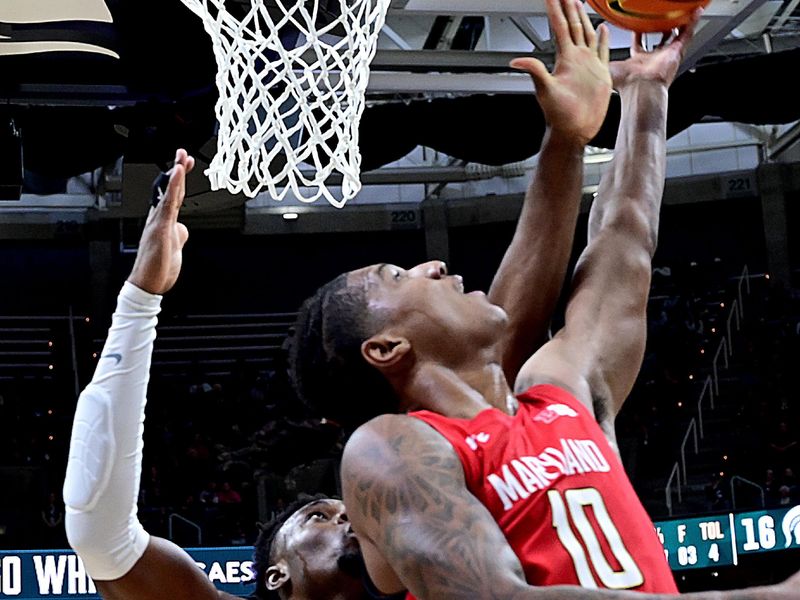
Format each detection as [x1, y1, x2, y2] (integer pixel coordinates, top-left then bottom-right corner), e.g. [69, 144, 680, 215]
[654, 504, 800, 570]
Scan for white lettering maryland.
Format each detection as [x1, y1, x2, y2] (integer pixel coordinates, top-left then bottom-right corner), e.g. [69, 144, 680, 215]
[518, 457, 550, 488]
[511, 459, 543, 493]
[487, 465, 531, 509]
[34, 555, 97, 595]
[579, 439, 610, 471]
[566, 439, 593, 472]
[488, 439, 611, 510]
[561, 441, 584, 475]
[538, 450, 567, 479]
[0, 556, 22, 595]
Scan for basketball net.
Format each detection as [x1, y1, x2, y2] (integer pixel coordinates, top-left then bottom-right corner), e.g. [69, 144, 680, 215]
[179, 0, 391, 208]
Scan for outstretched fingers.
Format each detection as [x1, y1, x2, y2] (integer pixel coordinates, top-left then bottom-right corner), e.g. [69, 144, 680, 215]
[509, 56, 551, 89]
[576, 0, 596, 47]
[597, 24, 610, 64]
[630, 31, 644, 56]
[547, 0, 594, 49]
[154, 150, 194, 222]
[561, 0, 589, 47]
[128, 148, 193, 294]
[163, 164, 186, 218]
[652, 9, 700, 59]
[547, 0, 606, 53]
[673, 8, 701, 50]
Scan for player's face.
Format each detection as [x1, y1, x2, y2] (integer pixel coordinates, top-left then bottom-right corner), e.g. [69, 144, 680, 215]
[350, 260, 508, 359]
[277, 499, 363, 584]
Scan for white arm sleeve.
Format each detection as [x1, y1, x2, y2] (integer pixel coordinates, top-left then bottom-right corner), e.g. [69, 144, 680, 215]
[63, 281, 161, 581]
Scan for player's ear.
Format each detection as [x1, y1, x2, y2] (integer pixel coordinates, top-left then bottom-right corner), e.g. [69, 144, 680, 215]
[361, 333, 411, 372]
[265, 561, 290, 591]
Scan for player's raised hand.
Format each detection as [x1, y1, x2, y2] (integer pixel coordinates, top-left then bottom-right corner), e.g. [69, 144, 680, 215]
[609, 8, 701, 90]
[128, 149, 194, 295]
[510, 0, 612, 145]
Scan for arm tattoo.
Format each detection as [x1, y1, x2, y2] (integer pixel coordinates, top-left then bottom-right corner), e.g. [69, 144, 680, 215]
[345, 418, 528, 600]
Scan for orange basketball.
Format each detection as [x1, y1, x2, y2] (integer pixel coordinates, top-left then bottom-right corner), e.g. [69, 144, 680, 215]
[586, 0, 709, 32]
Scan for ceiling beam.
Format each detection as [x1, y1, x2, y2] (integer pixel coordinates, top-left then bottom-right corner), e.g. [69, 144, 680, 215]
[768, 121, 800, 161]
[771, 0, 800, 32]
[400, 0, 548, 15]
[509, 16, 551, 51]
[366, 70, 534, 93]
[680, 0, 770, 74]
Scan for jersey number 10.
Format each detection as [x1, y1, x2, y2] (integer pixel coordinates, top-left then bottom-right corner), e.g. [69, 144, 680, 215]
[548, 488, 644, 589]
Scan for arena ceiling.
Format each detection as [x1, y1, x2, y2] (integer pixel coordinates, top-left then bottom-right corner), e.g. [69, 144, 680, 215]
[0, 0, 799, 225]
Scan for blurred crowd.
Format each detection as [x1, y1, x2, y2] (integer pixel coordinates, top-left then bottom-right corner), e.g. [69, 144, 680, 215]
[615, 258, 799, 514]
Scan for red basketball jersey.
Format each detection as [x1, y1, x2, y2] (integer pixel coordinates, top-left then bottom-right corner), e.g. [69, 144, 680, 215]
[407, 384, 677, 594]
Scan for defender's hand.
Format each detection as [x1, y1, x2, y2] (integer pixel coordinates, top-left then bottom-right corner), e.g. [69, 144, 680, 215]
[510, 0, 612, 145]
[128, 149, 194, 295]
[609, 9, 701, 90]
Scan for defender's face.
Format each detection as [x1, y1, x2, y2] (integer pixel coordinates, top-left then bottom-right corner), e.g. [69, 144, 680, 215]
[350, 260, 508, 356]
[277, 499, 361, 580]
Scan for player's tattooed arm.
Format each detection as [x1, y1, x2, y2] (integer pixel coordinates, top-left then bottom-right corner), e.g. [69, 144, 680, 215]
[341, 414, 799, 600]
[341, 414, 533, 600]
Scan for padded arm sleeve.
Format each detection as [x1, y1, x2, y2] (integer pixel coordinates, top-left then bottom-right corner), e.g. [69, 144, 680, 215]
[63, 281, 161, 581]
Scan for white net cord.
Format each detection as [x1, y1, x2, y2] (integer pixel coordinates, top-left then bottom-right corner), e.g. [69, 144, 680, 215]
[179, 0, 391, 207]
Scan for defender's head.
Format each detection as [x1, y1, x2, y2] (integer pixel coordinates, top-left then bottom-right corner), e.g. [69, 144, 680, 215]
[253, 496, 365, 600]
[289, 260, 508, 428]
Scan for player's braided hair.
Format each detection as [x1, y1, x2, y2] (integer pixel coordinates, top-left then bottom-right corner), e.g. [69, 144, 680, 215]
[288, 273, 399, 431]
[251, 494, 332, 599]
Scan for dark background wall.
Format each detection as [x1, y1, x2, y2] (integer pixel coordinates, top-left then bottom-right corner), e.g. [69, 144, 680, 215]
[0, 196, 773, 320]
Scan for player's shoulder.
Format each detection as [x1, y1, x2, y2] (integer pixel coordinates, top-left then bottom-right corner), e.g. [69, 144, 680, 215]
[348, 413, 445, 442]
[342, 414, 458, 473]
